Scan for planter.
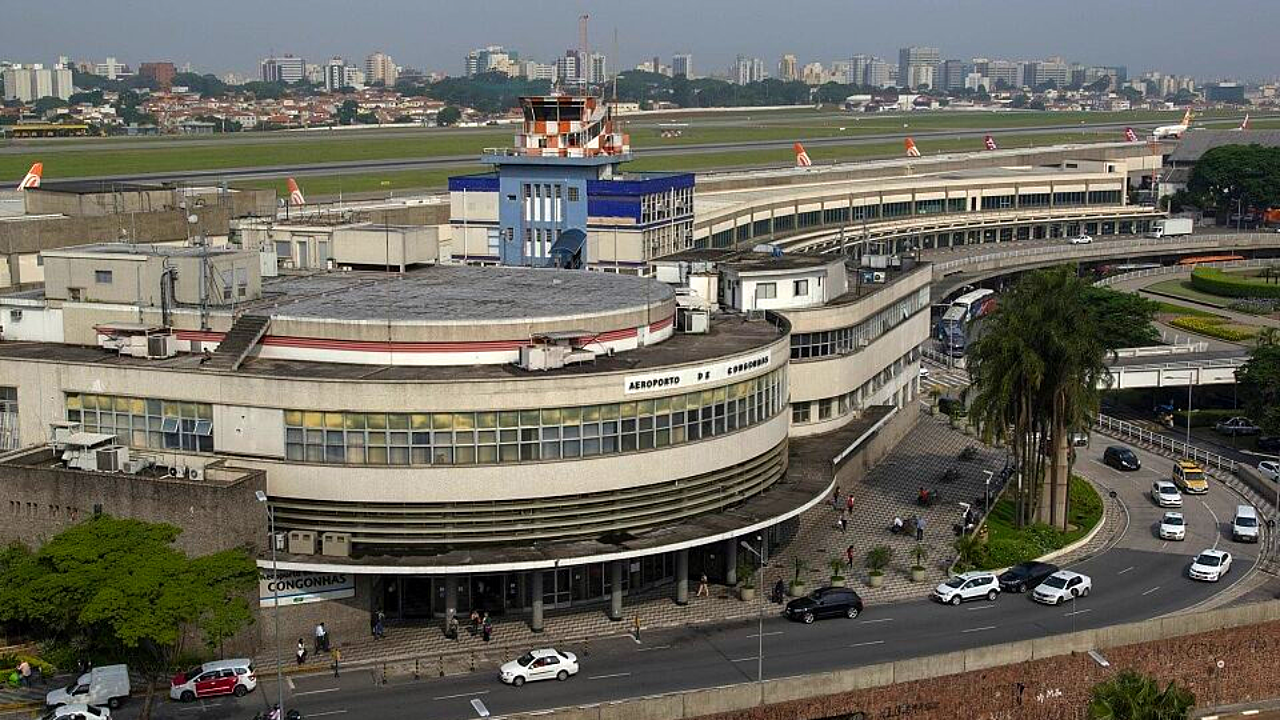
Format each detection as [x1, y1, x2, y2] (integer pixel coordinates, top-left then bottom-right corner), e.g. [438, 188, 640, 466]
[911, 566, 926, 582]
[739, 586, 756, 601]
[868, 572, 884, 588]
[788, 581, 806, 597]
[829, 576, 847, 587]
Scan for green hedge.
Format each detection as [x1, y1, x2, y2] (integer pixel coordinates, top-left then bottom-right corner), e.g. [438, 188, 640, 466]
[1171, 408, 1240, 428]
[1190, 267, 1280, 299]
[1168, 315, 1258, 342]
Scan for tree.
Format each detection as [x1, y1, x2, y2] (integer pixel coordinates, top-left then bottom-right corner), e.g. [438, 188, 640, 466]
[336, 99, 359, 125]
[967, 267, 1111, 529]
[1087, 670, 1194, 720]
[1236, 344, 1280, 435]
[0, 517, 256, 718]
[1081, 286, 1160, 349]
[1010, 94, 1029, 108]
[33, 96, 69, 116]
[436, 105, 461, 126]
[1185, 145, 1280, 217]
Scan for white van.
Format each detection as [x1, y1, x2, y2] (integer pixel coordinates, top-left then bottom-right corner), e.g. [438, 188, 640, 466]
[46, 664, 130, 710]
[1232, 505, 1260, 543]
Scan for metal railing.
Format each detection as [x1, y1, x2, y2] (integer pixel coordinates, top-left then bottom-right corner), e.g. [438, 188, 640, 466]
[1094, 413, 1237, 474]
[1093, 256, 1276, 287]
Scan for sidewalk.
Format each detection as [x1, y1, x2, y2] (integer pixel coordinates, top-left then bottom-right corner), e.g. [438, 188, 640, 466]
[265, 413, 1006, 677]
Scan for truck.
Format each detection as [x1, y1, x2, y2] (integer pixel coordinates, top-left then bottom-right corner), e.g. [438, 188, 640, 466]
[1147, 218, 1194, 239]
[46, 664, 131, 710]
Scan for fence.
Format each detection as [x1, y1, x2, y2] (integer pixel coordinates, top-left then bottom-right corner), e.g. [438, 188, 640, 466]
[934, 233, 1278, 275]
[1093, 256, 1277, 288]
[1093, 413, 1237, 474]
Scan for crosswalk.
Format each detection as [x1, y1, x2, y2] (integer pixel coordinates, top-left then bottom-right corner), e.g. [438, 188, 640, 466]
[921, 359, 971, 391]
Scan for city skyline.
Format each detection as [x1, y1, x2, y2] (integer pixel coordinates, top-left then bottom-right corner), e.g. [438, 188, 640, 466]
[4, 0, 1276, 81]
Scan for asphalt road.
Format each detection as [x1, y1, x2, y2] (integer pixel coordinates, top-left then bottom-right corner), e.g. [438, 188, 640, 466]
[53, 441, 1262, 720]
[39, 120, 1160, 185]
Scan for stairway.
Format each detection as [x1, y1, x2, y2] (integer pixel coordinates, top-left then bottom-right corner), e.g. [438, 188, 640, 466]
[201, 314, 270, 371]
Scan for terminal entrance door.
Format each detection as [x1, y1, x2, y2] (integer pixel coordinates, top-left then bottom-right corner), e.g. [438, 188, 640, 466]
[542, 569, 573, 609]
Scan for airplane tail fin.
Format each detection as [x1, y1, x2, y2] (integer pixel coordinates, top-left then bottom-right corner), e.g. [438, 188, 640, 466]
[17, 162, 42, 191]
[1182, 108, 1193, 127]
[287, 177, 306, 206]
[983, 135, 997, 151]
[905, 137, 921, 157]
[793, 142, 812, 167]
[1240, 114, 1250, 131]
[1124, 127, 1138, 142]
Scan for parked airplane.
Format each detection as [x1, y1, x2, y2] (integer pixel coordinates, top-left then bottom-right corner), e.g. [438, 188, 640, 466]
[793, 142, 812, 167]
[287, 177, 306, 206]
[1151, 109, 1192, 140]
[16, 162, 42, 190]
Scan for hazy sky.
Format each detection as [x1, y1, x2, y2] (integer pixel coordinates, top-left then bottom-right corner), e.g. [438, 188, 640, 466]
[5, 0, 1274, 81]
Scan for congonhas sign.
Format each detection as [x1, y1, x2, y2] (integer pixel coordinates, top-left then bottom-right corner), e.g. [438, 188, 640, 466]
[259, 571, 355, 607]
[623, 351, 772, 395]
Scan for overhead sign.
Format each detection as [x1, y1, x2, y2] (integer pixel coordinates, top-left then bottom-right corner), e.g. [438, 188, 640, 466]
[259, 571, 355, 607]
[623, 350, 771, 395]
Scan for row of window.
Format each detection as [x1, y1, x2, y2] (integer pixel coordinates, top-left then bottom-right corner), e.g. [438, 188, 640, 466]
[791, 348, 919, 425]
[283, 368, 787, 466]
[790, 286, 931, 360]
[640, 186, 694, 225]
[65, 393, 214, 452]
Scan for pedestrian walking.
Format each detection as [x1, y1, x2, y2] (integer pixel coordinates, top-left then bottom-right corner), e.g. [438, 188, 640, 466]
[831, 486, 841, 511]
[314, 622, 326, 654]
[373, 610, 386, 640]
[17, 660, 30, 688]
[481, 613, 493, 643]
[916, 516, 926, 542]
[633, 616, 642, 641]
[846, 544, 855, 570]
[846, 493, 855, 514]
[469, 609, 481, 636]
[295, 639, 307, 666]
[696, 573, 709, 597]
[837, 516, 847, 533]
[331, 649, 341, 678]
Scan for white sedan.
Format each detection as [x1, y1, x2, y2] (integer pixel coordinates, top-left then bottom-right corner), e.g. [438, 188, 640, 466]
[1259, 460, 1279, 482]
[499, 648, 579, 687]
[1031, 570, 1092, 605]
[1152, 481, 1183, 508]
[1188, 549, 1233, 582]
[1068, 234, 1093, 245]
[1158, 511, 1186, 541]
[40, 706, 111, 720]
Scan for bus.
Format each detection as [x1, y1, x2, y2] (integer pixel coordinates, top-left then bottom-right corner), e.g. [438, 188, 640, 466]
[935, 288, 996, 357]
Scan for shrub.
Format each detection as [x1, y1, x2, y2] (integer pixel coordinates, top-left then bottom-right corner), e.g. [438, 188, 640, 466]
[1168, 315, 1258, 342]
[1191, 267, 1280, 299]
[1171, 408, 1241, 428]
[1227, 298, 1280, 315]
[864, 546, 893, 576]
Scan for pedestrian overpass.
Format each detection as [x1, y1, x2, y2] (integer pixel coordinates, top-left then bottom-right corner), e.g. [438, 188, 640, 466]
[926, 344, 1248, 390]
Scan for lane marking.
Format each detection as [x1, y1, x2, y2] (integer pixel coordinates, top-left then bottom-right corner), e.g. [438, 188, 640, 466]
[434, 690, 490, 701]
[472, 698, 491, 718]
[588, 672, 632, 680]
[1117, 566, 1135, 575]
[729, 656, 759, 663]
[294, 687, 341, 696]
[965, 604, 997, 611]
[746, 631, 784, 638]
[859, 618, 894, 624]
[636, 644, 671, 652]
[1142, 585, 1161, 596]
[1242, 711, 1261, 716]
[1202, 500, 1222, 550]
[849, 640, 885, 648]
[1064, 608, 1093, 617]
[310, 712, 349, 718]
[962, 625, 997, 633]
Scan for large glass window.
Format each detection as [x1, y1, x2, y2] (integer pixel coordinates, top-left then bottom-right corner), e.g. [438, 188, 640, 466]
[65, 393, 213, 452]
[284, 368, 786, 466]
[790, 286, 930, 360]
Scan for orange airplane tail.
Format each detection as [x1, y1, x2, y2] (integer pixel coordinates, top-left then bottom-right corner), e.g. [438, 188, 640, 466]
[17, 162, 42, 190]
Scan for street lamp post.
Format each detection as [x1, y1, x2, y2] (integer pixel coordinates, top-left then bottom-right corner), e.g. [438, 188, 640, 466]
[255, 490, 285, 719]
[739, 538, 766, 693]
[982, 470, 994, 514]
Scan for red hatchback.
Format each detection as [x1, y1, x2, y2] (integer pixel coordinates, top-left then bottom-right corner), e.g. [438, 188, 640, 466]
[169, 659, 256, 702]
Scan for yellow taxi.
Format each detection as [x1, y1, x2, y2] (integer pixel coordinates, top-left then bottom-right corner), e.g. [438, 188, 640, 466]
[1172, 460, 1209, 494]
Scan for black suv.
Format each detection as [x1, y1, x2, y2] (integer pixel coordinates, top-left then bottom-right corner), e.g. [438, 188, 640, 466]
[1103, 445, 1141, 471]
[783, 587, 863, 624]
[997, 561, 1060, 593]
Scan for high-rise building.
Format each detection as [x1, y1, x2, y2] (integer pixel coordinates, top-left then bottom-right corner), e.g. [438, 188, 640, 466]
[1026, 57, 1069, 88]
[972, 58, 1019, 89]
[848, 55, 870, 86]
[465, 46, 518, 77]
[778, 54, 798, 82]
[521, 61, 556, 81]
[897, 46, 939, 89]
[365, 52, 398, 86]
[2, 64, 74, 102]
[671, 53, 693, 78]
[261, 55, 305, 84]
[555, 51, 580, 86]
[139, 62, 176, 89]
[801, 62, 824, 85]
[587, 53, 608, 84]
[733, 56, 766, 85]
[939, 59, 969, 92]
[324, 57, 348, 92]
[93, 56, 129, 80]
[864, 57, 893, 88]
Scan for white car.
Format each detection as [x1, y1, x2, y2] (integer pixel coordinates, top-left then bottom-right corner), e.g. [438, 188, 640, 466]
[1158, 512, 1186, 541]
[1188, 549, 1233, 582]
[40, 706, 111, 720]
[1068, 234, 1093, 245]
[919, 365, 931, 380]
[1031, 570, 1092, 605]
[1152, 480, 1183, 508]
[1259, 460, 1280, 482]
[499, 648, 579, 687]
[932, 571, 1000, 605]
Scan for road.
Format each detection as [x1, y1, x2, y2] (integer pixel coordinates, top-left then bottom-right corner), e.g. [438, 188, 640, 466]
[38, 120, 1159, 184]
[53, 440, 1262, 720]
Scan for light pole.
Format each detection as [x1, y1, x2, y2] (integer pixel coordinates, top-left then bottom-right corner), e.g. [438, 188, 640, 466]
[739, 538, 765, 691]
[982, 470, 994, 514]
[256, 490, 285, 718]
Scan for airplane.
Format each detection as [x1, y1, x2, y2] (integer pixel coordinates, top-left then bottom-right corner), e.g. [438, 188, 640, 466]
[286, 177, 306, 206]
[16, 162, 42, 191]
[983, 135, 997, 151]
[1236, 114, 1250, 131]
[905, 137, 921, 157]
[1124, 127, 1139, 142]
[793, 142, 812, 167]
[1151, 109, 1192, 140]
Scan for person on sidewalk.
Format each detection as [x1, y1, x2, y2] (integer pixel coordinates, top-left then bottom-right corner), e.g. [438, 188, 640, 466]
[481, 613, 493, 643]
[846, 493, 855, 514]
[295, 639, 307, 666]
[373, 610, 386, 640]
[916, 516, 926, 542]
[771, 578, 785, 604]
[331, 649, 341, 678]
[314, 622, 326, 654]
[16, 660, 30, 688]
[633, 616, 642, 641]
[696, 573, 709, 597]
[837, 516, 847, 533]
[846, 545, 855, 570]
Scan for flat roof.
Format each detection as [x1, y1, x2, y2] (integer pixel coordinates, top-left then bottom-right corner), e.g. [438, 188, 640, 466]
[254, 266, 675, 324]
[657, 249, 839, 272]
[42, 243, 246, 259]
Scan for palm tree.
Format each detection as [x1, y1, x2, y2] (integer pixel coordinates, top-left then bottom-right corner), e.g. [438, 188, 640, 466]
[1087, 670, 1194, 720]
[968, 267, 1110, 530]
